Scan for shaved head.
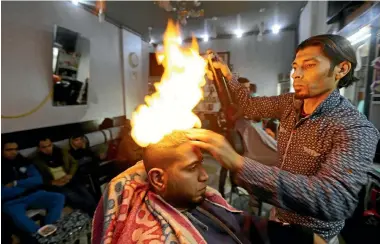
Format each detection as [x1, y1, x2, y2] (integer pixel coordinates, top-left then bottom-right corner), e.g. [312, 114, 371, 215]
[142, 131, 189, 173]
[142, 130, 208, 209]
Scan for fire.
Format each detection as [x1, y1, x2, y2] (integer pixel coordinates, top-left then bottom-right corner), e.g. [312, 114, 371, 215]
[131, 20, 207, 147]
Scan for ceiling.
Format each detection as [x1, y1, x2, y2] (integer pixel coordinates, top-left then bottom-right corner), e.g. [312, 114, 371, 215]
[86, 1, 306, 42]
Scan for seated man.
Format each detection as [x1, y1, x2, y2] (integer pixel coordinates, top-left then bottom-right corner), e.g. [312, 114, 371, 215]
[92, 131, 325, 244]
[1, 139, 64, 235]
[32, 137, 97, 216]
[64, 132, 102, 198]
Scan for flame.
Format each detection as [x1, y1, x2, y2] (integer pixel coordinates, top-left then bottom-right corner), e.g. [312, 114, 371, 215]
[131, 20, 207, 147]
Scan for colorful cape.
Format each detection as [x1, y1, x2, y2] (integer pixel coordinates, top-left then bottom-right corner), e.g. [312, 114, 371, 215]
[92, 161, 241, 244]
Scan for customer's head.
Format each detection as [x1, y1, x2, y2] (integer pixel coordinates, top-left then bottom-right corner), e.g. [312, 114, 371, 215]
[143, 131, 208, 209]
[238, 77, 251, 93]
[70, 132, 85, 149]
[293, 34, 358, 99]
[2, 138, 19, 160]
[38, 137, 53, 155]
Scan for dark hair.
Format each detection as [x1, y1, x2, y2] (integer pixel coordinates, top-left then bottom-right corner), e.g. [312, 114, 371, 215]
[2, 136, 17, 151]
[70, 131, 84, 140]
[296, 34, 359, 89]
[238, 77, 250, 84]
[37, 136, 51, 146]
[250, 83, 257, 93]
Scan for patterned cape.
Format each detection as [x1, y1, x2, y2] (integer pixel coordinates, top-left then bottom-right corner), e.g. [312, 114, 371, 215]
[92, 161, 241, 244]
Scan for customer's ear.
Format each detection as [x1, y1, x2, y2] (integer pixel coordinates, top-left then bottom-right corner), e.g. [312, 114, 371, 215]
[148, 168, 166, 192]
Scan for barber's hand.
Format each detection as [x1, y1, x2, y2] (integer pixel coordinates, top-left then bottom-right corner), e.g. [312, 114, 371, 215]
[205, 50, 233, 81]
[186, 128, 244, 172]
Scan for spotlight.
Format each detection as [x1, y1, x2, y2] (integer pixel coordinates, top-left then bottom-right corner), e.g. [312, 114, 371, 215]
[235, 29, 243, 38]
[71, 0, 79, 6]
[272, 24, 280, 34]
[203, 34, 209, 42]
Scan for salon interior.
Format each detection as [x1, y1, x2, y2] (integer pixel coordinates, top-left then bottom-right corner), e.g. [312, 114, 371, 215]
[1, 1, 380, 244]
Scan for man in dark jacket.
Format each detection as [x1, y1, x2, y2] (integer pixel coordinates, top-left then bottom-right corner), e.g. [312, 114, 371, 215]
[32, 137, 97, 216]
[1, 139, 65, 234]
[63, 131, 102, 199]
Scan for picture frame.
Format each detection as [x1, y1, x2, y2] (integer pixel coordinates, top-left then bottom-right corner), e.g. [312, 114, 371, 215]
[216, 52, 230, 65]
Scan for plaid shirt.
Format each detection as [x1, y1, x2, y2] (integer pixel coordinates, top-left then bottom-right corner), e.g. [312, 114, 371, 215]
[228, 75, 380, 240]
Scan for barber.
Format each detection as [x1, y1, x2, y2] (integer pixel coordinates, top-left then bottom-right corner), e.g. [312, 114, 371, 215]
[186, 34, 380, 243]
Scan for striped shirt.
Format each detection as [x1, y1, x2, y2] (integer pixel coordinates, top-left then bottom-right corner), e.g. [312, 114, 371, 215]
[228, 75, 380, 240]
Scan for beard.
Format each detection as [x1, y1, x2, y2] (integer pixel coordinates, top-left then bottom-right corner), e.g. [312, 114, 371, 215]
[162, 181, 206, 209]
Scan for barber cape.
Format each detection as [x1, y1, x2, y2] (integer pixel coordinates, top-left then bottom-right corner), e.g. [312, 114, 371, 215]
[235, 119, 277, 166]
[92, 161, 242, 244]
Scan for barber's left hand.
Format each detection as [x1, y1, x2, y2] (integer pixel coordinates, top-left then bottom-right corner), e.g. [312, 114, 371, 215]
[185, 128, 244, 172]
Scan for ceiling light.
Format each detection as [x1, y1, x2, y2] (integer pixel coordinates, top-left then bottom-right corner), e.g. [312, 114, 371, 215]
[235, 29, 243, 38]
[177, 37, 182, 45]
[272, 24, 280, 34]
[71, 0, 79, 6]
[203, 34, 209, 42]
[259, 8, 266, 13]
[347, 26, 371, 45]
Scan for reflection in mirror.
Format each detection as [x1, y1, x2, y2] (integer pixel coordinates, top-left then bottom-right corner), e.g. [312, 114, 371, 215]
[52, 25, 90, 106]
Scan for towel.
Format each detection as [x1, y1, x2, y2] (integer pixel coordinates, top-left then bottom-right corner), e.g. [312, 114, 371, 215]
[92, 161, 241, 244]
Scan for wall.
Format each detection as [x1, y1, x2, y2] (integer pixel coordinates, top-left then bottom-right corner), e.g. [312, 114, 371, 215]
[2, 1, 124, 133]
[298, 1, 328, 43]
[198, 30, 296, 96]
[122, 30, 150, 119]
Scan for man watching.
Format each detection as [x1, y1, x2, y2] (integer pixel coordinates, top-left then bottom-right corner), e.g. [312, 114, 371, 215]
[187, 35, 380, 243]
[32, 137, 97, 216]
[92, 131, 325, 244]
[64, 132, 102, 198]
[1, 139, 64, 235]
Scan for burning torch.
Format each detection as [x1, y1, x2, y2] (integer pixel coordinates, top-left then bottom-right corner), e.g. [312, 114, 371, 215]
[206, 51, 244, 154]
[206, 51, 244, 197]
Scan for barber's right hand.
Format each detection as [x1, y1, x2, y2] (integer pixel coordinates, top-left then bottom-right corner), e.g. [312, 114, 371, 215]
[206, 50, 233, 81]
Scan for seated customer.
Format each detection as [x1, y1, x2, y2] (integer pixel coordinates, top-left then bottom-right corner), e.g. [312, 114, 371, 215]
[1, 139, 64, 235]
[92, 132, 325, 244]
[63, 132, 102, 198]
[32, 137, 97, 216]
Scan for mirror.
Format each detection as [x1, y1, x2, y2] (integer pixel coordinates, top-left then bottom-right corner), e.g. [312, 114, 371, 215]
[52, 25, 90, 106]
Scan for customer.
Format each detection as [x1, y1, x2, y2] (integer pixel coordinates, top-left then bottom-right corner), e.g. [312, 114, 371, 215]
[93, 131, 326, 244]
[32, 137, 96, 216]
[2, 139, 64, 235]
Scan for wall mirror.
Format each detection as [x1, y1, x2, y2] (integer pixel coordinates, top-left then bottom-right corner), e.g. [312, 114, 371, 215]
[52, 25, 90, 106]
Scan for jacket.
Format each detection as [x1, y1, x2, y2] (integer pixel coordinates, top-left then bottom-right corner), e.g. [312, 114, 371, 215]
[228, 75, 380, 240]
[2, 154, 43, 202]
[32, 146, 78, 184]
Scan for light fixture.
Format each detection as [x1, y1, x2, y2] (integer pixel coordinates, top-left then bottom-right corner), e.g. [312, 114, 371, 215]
[177, 37, 183, 45]
[272, 24, 280, 34]
[53, 47, 59, 57]
[235, 29, 243, 38]
[71, 0, 79, 6]
[203, 34, 209, 42]
[347, 26, 371, 45]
